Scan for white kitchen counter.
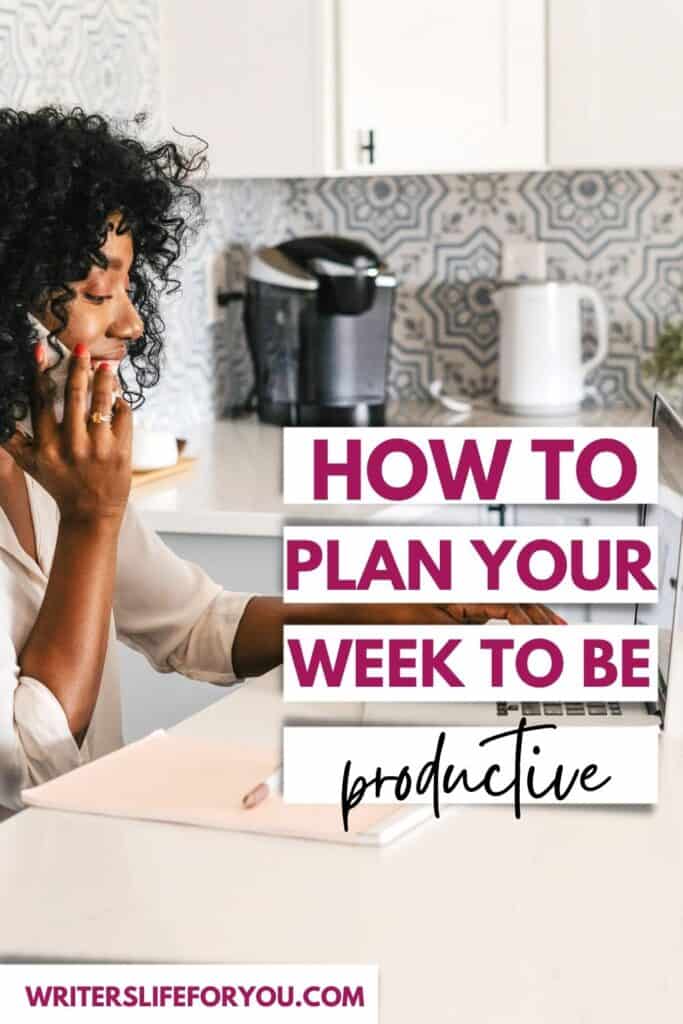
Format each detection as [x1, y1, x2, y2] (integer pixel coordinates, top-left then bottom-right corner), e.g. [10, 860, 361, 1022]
[131, 401, 649, 536]
[0, 674, 681, 1023]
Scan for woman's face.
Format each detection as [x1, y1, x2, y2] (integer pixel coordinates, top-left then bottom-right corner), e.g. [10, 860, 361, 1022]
[36, 210, 144, 373]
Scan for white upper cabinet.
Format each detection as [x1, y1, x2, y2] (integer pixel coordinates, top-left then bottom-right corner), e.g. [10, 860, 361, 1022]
[160, 0, 335, 178]
[549, 0, 683, 167]
[161, 0, 683, 178]
[161, 0, 545, 178]
[336, 0, 545, 174]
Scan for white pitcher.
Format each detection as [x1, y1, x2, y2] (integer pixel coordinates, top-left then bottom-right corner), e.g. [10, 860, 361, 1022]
[493, 282, 609, 416]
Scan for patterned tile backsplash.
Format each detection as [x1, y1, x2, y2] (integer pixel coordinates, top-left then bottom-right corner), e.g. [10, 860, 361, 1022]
[0, 0, 160, 136]
[142, 170, 683, 432]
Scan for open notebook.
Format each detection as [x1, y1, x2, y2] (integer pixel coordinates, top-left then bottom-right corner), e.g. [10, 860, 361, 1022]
[21, 730, 432, 847]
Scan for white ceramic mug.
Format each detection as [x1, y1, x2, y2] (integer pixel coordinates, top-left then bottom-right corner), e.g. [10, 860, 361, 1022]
[131, 429, 178, 471]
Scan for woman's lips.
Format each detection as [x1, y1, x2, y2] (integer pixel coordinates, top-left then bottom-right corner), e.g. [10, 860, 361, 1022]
[90, 343, 128, 359]
[90, 346, 127, 369]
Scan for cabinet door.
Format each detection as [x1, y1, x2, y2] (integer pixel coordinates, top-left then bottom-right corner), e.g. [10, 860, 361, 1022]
[336, 0, 545, 173]
[549, 0, 683, 167]
[161, 0, 333, 178]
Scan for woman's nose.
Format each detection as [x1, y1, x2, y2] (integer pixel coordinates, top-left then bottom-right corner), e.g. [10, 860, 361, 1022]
[110, 300, 144, 342]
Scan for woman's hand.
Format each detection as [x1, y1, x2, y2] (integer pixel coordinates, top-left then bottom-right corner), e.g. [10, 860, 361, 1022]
[437, 603, 566, 625]
[232, 599, 567, 678]
[4, 342, 132, 524]
[358, 602, 566, 627]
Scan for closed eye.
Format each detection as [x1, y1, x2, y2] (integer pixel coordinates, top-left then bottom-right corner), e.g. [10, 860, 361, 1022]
[85, 288, 136, 304]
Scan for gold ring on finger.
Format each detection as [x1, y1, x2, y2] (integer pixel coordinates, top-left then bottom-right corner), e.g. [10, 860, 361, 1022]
[89, 410, 113, 425]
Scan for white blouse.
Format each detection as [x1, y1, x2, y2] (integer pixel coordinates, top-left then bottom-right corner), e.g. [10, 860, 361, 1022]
[0, 474, 255, 817]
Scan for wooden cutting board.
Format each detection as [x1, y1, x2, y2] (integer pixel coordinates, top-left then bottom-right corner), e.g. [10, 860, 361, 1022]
[130, 456, 197, 489]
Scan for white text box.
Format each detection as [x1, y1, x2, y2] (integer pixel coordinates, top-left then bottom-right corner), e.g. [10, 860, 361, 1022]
[283, 726, 658, 811]
[283, 526, 658, 603]
[0, 965, 377, 1022]
[283, 625, 658, 702]
[283, 427, 658, 505]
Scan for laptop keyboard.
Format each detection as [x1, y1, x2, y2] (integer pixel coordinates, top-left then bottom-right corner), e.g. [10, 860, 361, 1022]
[496, 702, 623, 717]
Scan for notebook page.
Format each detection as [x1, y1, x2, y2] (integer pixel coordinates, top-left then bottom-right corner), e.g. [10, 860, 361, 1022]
[21, 731, 431, 846]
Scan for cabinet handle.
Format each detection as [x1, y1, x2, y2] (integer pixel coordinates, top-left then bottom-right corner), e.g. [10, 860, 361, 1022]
[487, 504, 505, 526]
[359, 129, 375, 165]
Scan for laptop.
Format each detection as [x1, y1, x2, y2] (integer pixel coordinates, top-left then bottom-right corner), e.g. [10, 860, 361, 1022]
[364, 393, 682, 731]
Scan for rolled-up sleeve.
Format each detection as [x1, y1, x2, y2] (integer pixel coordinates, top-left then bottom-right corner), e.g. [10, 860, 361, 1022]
[0, 655, 83, 811]
[113, 502, 257, 685]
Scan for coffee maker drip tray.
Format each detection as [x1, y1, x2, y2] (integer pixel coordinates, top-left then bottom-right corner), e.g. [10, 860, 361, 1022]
[258, 400, 386, 428]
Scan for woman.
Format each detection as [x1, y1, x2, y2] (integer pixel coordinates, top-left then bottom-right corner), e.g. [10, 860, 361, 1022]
[0, 106, 561, 818]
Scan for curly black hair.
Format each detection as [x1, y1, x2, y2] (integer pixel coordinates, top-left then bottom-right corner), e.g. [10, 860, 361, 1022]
[0, 105, 208, 442]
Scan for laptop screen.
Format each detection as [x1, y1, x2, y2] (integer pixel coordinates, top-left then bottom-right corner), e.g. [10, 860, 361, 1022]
[634, 394, 683, 726]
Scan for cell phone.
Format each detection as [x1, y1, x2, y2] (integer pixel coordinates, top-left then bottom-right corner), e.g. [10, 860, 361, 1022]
[16, 315, 116, 437]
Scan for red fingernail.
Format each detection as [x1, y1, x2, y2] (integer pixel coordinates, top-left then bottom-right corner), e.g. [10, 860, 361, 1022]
[73, 343, 88, 358]
[98, 362, 110, 372]
[34, 343, 45, 363]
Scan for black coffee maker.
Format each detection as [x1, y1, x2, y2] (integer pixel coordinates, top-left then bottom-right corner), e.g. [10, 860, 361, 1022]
[242, 235, 396, 426]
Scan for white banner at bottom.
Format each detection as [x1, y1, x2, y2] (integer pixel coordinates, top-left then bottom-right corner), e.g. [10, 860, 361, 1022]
[0, 965, 377, 1022]
[283, 725, 658, 822]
